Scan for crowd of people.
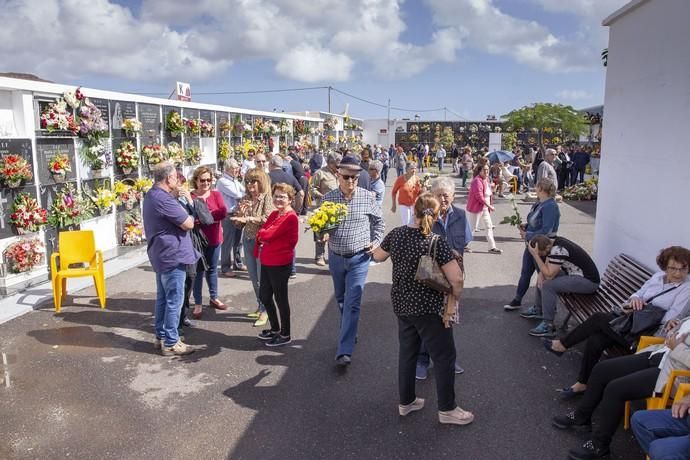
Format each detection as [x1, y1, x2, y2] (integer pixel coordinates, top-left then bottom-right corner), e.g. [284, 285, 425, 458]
[142, 141, 690, 457]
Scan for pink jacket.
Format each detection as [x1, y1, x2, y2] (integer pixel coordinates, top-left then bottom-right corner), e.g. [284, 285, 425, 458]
[466, 176, 492, 214]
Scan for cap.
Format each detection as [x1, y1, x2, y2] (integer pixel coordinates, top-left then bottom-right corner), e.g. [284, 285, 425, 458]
[338, 155, 362, 171]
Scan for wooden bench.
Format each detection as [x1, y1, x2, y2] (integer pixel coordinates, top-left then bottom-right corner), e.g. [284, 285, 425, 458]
[559, 253, 654, 330]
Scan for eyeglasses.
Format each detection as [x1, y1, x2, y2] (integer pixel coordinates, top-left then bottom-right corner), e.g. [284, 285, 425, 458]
[368, 168, 378, 171]
[256, 160, 267, 164]
[198, 178, 212, 183]
[667, 265, 689, 273]
[340, 174, 359, 181]
[273, 194, 289, 200]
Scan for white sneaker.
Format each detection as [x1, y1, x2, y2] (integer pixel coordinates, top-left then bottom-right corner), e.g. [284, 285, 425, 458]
[399, 397, 425, 416]
[439, 406, 474, 425]
[161, 340, 195, 356]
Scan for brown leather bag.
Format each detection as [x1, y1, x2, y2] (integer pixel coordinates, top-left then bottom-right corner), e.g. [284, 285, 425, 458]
[415, 234, 452, 293]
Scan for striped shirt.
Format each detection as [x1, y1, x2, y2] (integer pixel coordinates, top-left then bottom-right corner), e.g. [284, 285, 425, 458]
[325, 186, 385, 255]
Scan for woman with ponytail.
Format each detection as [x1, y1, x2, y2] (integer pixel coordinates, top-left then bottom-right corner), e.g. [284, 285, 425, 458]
[373, 193, 474, 426]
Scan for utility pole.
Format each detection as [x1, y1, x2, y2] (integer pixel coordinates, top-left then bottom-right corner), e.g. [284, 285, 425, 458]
[387, 98, 391, 144]
[328, 86, 332, 113]
[444, 107, 447, 121]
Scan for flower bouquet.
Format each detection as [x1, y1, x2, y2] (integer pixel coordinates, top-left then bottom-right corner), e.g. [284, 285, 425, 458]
[294, 120, 306, 135]
[185, 146, 202, 165]
[77, 99, 108, 142]
[3, 237, 45, 273]
[200, 120, 215, 137]
[166, 111, 184, 136]
[232, 115, 244, 136]
[116, 141, 139, 174]
[79, 142, 107, 176]
[40, 99, 79, 134]
[307, 201, 348, 239]
[88, 186, 120, 214]
[242, 123, 253, 137]
[114, 180, 139, 210]
[420, 173, 431, 190]
[48, 153, 72, 182]
[218, 139, 232, 162]
[10, 193, 47, 234]
[63, 87, 85, 109]
[122, 118, 142, 137]
[0, 154, 33, 188]
[122, 213, 144, 246]
[166, 142, 184, 165]
[141, 144, 167, 165]
[184, 118, 201, 136]
[562, 177, 598, 201]
[253, 118, 266, 136]
[47, 183, 93, 228]
[134, 177, 153, 194]
[218, 120, 231, 137]
[469, 124, 478, 133]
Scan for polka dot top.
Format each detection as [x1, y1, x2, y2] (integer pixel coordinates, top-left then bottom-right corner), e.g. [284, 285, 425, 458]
[380, 225, 454, 317]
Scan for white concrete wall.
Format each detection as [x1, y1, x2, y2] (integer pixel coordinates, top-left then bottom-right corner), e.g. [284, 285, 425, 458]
[594, 0, 690, 270]
[363, 119, 388, 146]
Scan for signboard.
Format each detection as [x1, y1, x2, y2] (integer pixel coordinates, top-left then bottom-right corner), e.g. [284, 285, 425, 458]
[176, 82, 191, 102]
[489, 133, 502, 152]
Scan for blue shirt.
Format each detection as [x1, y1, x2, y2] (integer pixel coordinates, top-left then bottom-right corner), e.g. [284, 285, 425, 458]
[370, 178, 385, 207]
[143, 185, 199, 273]
[525, 198, 560, 241]
[432, 204, 472, 254]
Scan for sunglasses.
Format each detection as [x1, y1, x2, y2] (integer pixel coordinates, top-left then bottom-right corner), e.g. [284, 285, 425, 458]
[198, 178, 212, 183]
[256, 160, 267, 164]
[340, 174, 359, 181]
[245, 179, 258, 184]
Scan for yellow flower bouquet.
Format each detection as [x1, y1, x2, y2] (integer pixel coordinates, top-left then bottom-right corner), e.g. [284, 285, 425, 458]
[308, 201, 348, 237]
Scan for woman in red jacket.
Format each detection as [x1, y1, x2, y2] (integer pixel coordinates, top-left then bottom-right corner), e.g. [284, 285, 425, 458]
[191, 166, 228, 318]
[466, 163, 502, 254]
[254, 183, 299, 347]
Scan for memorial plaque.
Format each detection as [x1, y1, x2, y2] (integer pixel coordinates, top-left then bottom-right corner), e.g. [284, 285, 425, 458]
[182, 108, 199, 120]
[35, 138, 77, 184]
[200, 110, 213, 123]
[0, 185, 38, 240]
[138, 104, 161, 145]
[90, 98, 110, 131]
[163, 106, 181, 144]
[111, 100, 136, 137]
[0, 138, 35, 187]
[183, 136, 200, 152]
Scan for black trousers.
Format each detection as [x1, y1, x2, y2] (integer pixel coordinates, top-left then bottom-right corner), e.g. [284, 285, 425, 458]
[259, 264, 292, 336]
[561, 312, 629, 383]
[178, 265, 197, 329]
[398, 314, 456, 411]
[575, 351, 662, 448]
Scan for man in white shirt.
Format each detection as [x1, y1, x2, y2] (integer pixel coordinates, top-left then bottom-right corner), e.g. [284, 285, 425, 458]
[216, 159, 246, 275]
[537, 148, 558, 190]
[436, 145, 446, 171]
[240, 148, 256, 177]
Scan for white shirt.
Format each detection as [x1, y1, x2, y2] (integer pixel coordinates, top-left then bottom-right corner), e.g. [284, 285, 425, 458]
[632, 272, 690, 323]
[240, 158, 255, 176]
[436, 148, 446, 159]
[215, 173, 245, 212]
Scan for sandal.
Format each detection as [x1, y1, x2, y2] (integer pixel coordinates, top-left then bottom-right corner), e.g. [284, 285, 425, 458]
[209, 298, 228, 310]
[488, 248, 503, 254]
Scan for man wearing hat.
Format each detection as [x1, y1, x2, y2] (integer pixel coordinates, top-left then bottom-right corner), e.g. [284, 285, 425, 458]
[323, 155, 385, 367]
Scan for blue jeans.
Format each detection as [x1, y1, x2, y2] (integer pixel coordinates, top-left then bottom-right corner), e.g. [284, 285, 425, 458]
[328, 250, 371, 357]
[631, 410, 690, 460]
[221, 219, 243, 272]
[155, 264, 186, 347]
[515, 247, 536, 302]
[193, 244, 220, 305]
[243, 237, 265, 313]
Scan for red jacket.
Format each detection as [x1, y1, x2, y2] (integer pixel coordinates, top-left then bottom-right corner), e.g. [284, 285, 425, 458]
[466, 176, 492, 214]
[254, 210, 299, 266]
[191, 190, 227, 246]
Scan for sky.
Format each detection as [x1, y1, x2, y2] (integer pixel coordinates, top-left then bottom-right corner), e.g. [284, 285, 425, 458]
[0, 0, 628, 120]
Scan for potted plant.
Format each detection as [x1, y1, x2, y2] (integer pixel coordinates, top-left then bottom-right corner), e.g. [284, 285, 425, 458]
[47, 153, 72, 182]
[0, 154, 33, 188]
[115, 141, 139, 174]
[47, 183, 93, 229]
[166, 111, 184, 137]
[79, 143, 107, 177]
[9, 193, 47, 234]
[141, 144, 167, 165]
[121, 118, 142, 137]
[3, 237, 45, 274]
[185, 146, 202, 165]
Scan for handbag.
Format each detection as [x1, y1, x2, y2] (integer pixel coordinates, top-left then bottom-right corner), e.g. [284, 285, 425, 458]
[193, 198, 215, 226]
[415, 234, 452, 293]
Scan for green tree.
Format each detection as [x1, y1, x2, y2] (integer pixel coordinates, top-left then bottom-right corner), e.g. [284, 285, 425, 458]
[502, 103, 587, 149]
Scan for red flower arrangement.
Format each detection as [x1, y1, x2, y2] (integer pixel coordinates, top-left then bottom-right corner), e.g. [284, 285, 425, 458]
[0, 154, 33, 188]
[200, 120, 215, 137]
[184, 118, 201, 136]
[10, 193, 47, 234]
[40, 98, 79, 134]
[3, 237, 45, 273]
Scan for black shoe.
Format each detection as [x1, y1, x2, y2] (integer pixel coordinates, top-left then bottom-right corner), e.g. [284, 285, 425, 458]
[552, 411, 591, 431]
[266, 335, 292, 347]
[258, 329, 279, 341]
[568, 440, 609, 459]
[543, 339, 564, 357]
[289, 272, 297, 279]
[503, 299, 521, 311]
[335, 355, 352, 367]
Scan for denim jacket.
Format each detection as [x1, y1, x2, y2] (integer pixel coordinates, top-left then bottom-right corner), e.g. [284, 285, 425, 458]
[432, 205, 473, 254]
[525, 198, 560, 241]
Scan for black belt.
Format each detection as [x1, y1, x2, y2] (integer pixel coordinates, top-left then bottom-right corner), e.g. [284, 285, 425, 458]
[332, 249, 367, 258]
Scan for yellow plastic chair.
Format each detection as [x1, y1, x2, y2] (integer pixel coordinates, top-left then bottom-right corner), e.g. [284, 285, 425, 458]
[509, 176, 518, 194]
[50, 230, 106, 313]
[623, 336, 690, 429]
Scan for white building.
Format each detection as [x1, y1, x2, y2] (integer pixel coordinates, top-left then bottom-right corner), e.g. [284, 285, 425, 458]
[593, 0, 690, 269]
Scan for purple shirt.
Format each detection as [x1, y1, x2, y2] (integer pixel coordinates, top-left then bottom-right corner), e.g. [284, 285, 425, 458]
[143, 184, 199, 273]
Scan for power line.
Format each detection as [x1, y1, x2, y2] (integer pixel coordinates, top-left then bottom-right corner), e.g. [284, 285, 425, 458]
[134, 86, 329, 96]
[330, 86, 446, 113]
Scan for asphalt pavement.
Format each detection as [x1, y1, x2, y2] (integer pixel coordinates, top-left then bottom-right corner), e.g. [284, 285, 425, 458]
[0, 172, 644, 460]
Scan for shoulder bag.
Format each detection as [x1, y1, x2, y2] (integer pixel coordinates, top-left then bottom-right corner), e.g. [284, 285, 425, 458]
[415, 234, 452, 293]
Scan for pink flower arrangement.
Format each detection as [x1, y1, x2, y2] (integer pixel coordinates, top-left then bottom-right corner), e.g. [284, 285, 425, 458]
[200, 120, 215, 137]
[116, 141, 139, 171]
[10, 193, 47, 234]
[184, 118, 201, 136]
[3, 237, 45, 273]
[40, 99, 79, 134]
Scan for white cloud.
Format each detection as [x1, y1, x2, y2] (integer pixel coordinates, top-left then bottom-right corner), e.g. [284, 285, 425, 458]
[275, 45, 353, 82]
[556, 89, 592, 100]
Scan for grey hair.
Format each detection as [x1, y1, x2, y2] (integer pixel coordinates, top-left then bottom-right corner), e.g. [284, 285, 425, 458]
[536, 178, 557, 197]
[223, 158, 239, 171]
[269, 155, 283, 167]
[152, 161, 175, 183]
[326, 152, 342, 164]
[545, 148, 556, 156]
[431, 177, 455, 194]
[369, 160, 383, 173]
[405, 160, 417, 169]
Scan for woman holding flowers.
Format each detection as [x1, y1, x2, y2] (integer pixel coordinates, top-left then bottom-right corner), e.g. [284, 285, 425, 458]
[254, 183, 299, 347]
[230, 168, 274, 327]
[190, 166, 228, 319]
[391, 160, 422, 225]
